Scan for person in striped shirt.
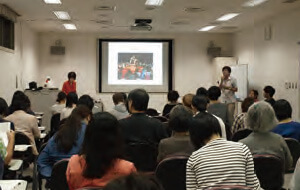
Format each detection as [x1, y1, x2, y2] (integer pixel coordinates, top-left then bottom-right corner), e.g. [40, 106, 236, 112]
[186, 113, 260, 190]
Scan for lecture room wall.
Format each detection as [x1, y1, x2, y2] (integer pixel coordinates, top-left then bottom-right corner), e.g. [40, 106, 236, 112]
[0, 21, 39, 103]
[234, 8, 300, 120]
[37, 32, 234, 111]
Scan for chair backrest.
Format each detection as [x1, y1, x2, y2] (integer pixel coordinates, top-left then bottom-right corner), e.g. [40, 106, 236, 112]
[50, 159, 69, 190]
[253, 154, 284, 190]
[50, 113, 61, 137]
[125, 142, 158, 172]
[285, 138, 300, 170]
[15, 132, 31, 145]
[155, 155, 189, 190]
[205, 185, 252, 190]
[231, 129, 252, 142]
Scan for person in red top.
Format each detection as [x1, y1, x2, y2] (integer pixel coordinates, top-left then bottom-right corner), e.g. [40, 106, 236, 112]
[62, 72, 77, 95]
[66, 112, 136, 190]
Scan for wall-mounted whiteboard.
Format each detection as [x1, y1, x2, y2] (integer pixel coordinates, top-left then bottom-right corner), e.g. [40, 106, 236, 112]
[231, 64, 248, 101]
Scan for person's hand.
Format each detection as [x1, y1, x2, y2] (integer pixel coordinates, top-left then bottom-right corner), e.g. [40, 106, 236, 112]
[7, 130, 15, 142]
[221, 76, 224, 81]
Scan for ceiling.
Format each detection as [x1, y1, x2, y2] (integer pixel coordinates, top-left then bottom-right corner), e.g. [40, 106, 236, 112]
[0, 0, 300, 33]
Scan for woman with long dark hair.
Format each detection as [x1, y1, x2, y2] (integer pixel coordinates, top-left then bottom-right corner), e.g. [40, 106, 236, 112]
[60, 92, 78, 120]
[37, 105, 91, 178]
[66, 112, 136, 190]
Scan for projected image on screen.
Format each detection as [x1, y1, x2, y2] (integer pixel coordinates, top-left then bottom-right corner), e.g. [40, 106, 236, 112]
[118, 53, 153, 80]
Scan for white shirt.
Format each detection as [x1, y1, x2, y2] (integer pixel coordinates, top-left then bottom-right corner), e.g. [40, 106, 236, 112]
[220, 76, 237, 104]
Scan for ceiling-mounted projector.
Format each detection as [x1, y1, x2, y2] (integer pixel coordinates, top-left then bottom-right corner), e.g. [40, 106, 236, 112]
[130, 18, 152, 31]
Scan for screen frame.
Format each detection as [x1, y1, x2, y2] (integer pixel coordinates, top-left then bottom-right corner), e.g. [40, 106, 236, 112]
[98, 39, 173, 93]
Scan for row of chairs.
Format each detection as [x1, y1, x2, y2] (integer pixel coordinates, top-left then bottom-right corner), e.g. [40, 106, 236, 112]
[45, 153, 285, 190]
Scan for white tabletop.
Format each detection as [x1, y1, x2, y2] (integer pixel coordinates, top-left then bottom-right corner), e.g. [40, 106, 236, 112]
[40, 133, 46, 139]
[0, 180, 27, 190]
[38, 126, 46, 131]
[14, 145, 32, 152]
[8, 159, 23, 171]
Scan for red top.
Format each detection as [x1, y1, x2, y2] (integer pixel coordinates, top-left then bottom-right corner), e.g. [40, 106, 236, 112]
[66, 155, 136, 190]
[62, 81, 76, 95]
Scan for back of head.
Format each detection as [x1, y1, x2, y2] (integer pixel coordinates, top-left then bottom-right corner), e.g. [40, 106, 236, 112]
[241, 97, 255, 113]
[66, 92, 78, 108]
[68, 71, 76, 80]
[167, 90, 179, 102]
[246, 101, 278, 132]
[196, 87, 208, 97]
[146, 108, 159, 117]
[128, 89, 149, 111]
[182, 94, 194, 109]
[81, 112, 122, 178]
[192, 95, 209, 112]
[55, 105, 91, 153]
[78, 95, 94, 111]
[169, 105, 193, 132]
[264, 86, 275, 97]
[189, 113, 221, 149]
[104, 173, 164, 190]
[10, 91, 30, 113]
[208, 86, 221, 101]
[56, 91, 67, 103]
[0, 98, 8, 116]
[273, 99, 292, 121]
[112, 92, 126, 105]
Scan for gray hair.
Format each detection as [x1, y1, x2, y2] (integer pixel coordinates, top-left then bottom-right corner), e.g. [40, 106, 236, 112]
[246, 101, 278, 132]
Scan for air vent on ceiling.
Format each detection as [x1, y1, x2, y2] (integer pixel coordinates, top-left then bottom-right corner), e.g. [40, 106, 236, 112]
[95, 6, 116, 11]
[145, 6, 157, 10]
[184, 7, 205, 13]
[282, 0, 298, 3]
[170, 20, 190, 25]
[93, 19, 113, 25]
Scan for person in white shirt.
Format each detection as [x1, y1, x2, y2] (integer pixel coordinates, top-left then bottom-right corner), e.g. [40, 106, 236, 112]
[219, 66, 238, 126]
[51, 91, 66, 115]
[60, 92, 78, 120]
[192, 95, 227, 139]
[108, 92, 129, 120]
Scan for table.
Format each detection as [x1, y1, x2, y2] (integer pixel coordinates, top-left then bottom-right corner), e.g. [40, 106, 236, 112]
[0, 180, 27, 190]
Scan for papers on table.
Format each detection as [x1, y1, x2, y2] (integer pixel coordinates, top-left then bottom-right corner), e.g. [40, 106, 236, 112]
[0, 122, 10, 147]
[0, 180, 27, 190]
[40, 133, 46, 139]
[14, 145, 32, 152]
[8, 159, 23, 171]
[38, 126, 46, 131]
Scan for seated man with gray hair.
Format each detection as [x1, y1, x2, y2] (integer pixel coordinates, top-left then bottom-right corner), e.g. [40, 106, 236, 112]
[239, 101, 292, 171]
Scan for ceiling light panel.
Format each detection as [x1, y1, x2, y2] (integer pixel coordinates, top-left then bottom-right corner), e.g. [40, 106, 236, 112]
[243, 0, 268, 7]
[217, 13, 239, 21]
[63, 23, 77, 30]
[43, 0, 62, 4]
[199, 25, 216, 31]
[54, 11, 71, 20]
[145, 0, 164, 6]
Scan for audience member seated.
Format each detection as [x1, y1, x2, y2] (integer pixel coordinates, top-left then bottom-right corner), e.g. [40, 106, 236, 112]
[0, 98, 15, 130]
[78, 94, 94, 111]
[162, 90, 180, 117]
[0, 130, 14, 179]
[272, 99, 300, 141]
[196, 87, 208, 97]
[103, 173, 164, 190]
[182, 93, 194, 111]
[66, 112, 136, 190]
[207, 86, 228, 124]
[263, 85, 276, 106]
[5, 92, 40, 155]
[157, 105, 194, 162]
[60, 92, 78, 120]
[231, 97, 255, 134]
[240, 101, 293, 171]
[192, 95, 227, 139]
[108, 92, 129, 120]
[146, 108, 159, 117]
[37, 105, 91, 178]
[290, 158, 300, 190]
[249, 89, 259, 102]
[51, 91, 66, 115]
[119, 89, 168, 145]
[8, 91, 35, 116]
[186, 113, 260, 190]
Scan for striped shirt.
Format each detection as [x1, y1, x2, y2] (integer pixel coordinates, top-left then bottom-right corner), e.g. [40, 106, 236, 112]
[186, 139, 260, 190]
[232, 113, 247, 134]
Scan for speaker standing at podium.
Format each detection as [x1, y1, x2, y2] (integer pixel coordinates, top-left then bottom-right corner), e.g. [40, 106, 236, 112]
[62, 71, 77, 95]
[219, 66, 238, 126]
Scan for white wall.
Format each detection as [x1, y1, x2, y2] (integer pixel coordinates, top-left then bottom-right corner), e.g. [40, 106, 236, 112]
[234, 9, 300, 120]
[0, 21, 39, 104]
[38, 32, 234, 111]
